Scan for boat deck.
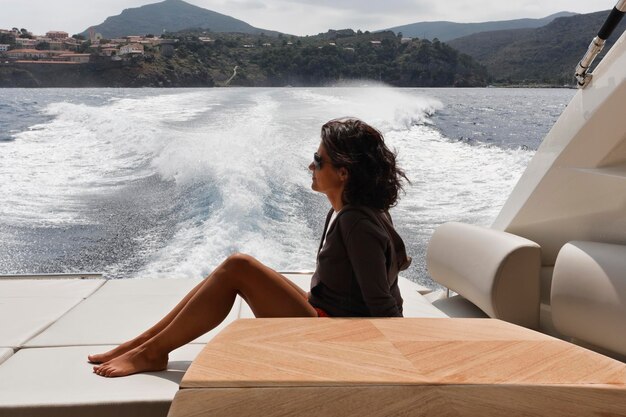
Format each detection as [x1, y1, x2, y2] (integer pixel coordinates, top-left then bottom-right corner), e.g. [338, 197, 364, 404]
[0, 274, 451, 417]
[4, 275, 623, 417]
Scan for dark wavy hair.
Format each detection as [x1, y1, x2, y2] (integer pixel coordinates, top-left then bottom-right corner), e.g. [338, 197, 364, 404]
[321, 117, 409, 210]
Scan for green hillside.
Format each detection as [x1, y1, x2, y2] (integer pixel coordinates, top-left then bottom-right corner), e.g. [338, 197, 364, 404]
[83, 0, 279, 38]
[0, 31, 489, 88]
[384, 12, 576, 42]
[448, 10, 626, 85]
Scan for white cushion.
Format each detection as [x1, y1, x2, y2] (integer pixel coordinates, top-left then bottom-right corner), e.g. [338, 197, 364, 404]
[0, 279, 105, 348]
[0, 279, 105, 298]
[427, 222, 541, 328]
[0, 344, 203, 417]
[552, 241, 626, 357]
[90, 278, 202, 297]
[25, 279, 240, 347]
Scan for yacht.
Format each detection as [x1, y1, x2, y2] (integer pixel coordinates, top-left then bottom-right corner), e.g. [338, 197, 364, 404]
[1, 3, 625, 416]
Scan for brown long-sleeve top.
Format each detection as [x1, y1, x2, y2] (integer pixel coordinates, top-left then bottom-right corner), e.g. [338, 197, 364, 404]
[308, 205, 411, 317]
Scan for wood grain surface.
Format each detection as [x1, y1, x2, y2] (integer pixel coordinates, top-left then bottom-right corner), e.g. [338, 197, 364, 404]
[169, 318, 626, 417]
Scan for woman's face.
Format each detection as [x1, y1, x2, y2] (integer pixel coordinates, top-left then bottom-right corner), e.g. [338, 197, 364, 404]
[308, 143, 346, 200]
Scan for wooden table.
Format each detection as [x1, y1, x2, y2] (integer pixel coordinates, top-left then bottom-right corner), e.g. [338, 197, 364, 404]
[168, 318, 626, 417]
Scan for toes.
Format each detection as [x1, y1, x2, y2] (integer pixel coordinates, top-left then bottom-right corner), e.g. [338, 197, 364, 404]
[94, 365, 109, 376]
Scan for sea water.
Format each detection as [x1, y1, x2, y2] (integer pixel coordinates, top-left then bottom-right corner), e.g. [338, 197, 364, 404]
[0, 87, 575, 287]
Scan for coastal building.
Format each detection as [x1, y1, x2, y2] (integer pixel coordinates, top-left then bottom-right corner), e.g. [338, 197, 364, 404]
[15, 38, 37, 48]
[0, 29, 15, 38]
[36, 38, 65, 50]
[370, 40, 382, 46]
[401, 37, 413, 44]
[45, 31, 68, 40]
[198, 37, 213, 43]
[99, 43, 119, 49]
[101, 48, 118, 57]
[0, 44, 10, 52]
[62, 38, 81, 51]
[119, 43, 144, 55]
[126, 35, 142, 43]
[58, 53, 90, 63]
[7, 49, 49, 59]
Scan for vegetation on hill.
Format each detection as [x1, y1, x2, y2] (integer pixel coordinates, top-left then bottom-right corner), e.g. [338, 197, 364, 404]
[385, 12, 576, 42]
[448, 10, 626, 85]
[0, 30, 489, 88]
[83, 0, 279, 39]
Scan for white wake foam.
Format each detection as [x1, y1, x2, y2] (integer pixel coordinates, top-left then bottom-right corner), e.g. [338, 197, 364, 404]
[0, 87, 535, 281]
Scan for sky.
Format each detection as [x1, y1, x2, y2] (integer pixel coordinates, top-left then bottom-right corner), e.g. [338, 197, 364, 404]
[0, 0, 619, 36]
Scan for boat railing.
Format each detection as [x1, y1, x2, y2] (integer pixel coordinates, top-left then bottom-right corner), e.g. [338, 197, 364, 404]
[575, 0, 626, 87]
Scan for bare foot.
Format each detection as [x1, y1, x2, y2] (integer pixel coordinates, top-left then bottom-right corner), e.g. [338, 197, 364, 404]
[88, 336, 150, 364]
[92, 346, 168, 378]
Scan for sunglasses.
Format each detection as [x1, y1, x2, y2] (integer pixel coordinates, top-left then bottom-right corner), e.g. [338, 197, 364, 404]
[313, 152, 323, 170]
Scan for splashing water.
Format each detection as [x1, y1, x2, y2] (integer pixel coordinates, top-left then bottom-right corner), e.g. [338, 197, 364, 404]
[0, 87, 573, 286]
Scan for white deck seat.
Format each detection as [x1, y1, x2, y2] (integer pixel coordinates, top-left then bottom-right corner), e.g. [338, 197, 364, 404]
[25, 279, 240, 348]
[0, 348, 12, 366]
[239, 274, 447, 318]
[0, 279, 105, 348]
[399, 277, 448, 318]
[427, 222, 541, 328]
[0, 344, 204, 417]
[0, 276, 446, 417]
[552, 242, 626, 358]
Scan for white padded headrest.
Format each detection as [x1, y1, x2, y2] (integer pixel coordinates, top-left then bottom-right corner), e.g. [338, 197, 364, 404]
[427, 222, 541, 329]
[552, 241, 626, 357]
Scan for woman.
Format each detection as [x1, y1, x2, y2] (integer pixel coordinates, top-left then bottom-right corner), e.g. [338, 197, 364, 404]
[90, 117, 410, 377]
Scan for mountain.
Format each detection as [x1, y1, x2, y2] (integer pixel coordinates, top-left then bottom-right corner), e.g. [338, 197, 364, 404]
[82, 0, 279, 38]
[384, 12, 577, 42]
[447, 10, 626, 84]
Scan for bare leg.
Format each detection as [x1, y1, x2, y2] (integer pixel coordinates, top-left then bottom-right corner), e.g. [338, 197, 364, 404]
[88, 275, 209, 364]
[93, 253, 317, 377]
[89, 261, 311, 364]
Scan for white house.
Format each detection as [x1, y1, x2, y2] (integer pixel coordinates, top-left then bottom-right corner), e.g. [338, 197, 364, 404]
[7, 49, 48, 59]
[119, 43, 144, 55]
[15, 38, 37, 48]
[0, 44, 10, 52]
